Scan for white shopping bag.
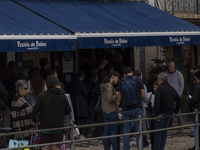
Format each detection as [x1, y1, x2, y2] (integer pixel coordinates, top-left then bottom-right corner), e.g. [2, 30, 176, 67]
[74, 125, 80, 137]
[9, 139, 29, 150]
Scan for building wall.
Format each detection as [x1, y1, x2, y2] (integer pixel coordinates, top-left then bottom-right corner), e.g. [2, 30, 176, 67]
[134, 46, 158, 80]
[134, 47, 140, 71]
[145, 46, 157, 80]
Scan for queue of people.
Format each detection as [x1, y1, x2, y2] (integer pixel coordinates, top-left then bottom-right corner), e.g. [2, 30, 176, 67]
[0, 58, 72, 150]
[0, 56, 200, 150]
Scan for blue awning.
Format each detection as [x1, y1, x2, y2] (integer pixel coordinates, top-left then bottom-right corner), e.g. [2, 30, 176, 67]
[0, 0, 76, 52]
[14, 0, 200, 49]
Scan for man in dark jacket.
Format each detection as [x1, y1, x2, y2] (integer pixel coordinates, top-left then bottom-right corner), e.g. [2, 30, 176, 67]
[153, 72, 181, 150]
[32, 76, 71, 150]
[188, 71, 200, 150]
[0, 82, 8, 148]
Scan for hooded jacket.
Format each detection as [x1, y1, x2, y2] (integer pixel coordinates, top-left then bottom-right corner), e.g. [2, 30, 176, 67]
[32, 88, 71, 129]
[100, 82, 118, 113]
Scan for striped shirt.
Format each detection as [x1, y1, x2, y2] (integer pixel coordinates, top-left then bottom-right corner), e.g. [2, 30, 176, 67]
[11, 94, 33, 140]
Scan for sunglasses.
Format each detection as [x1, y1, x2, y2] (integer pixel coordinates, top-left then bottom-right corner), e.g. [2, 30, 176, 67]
[23, 88, 28, 90]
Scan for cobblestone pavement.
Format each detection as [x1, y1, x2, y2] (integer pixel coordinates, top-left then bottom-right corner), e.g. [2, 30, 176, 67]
[73, 129, 195, 150]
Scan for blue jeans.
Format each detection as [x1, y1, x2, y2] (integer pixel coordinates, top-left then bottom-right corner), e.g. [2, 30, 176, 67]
[103, 112, 118, 150]
[122, 108, 142, 150]
[153, 114, 171, 150]
[191, 124, 195, 135]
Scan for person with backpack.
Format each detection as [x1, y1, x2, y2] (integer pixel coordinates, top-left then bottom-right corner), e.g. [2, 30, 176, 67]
[0, 82, 8, 148]
[118, 66, 145, 150]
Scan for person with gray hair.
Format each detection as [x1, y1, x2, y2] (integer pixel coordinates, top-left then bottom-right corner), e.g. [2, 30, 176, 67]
[11, 80, 33, 140]
[166, 61, 184, 132]
[153, 72, 181, 150]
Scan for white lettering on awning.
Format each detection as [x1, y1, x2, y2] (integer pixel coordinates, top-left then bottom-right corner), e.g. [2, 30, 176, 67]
[104, 38, 128, 46]
[17, 41, 47, 50]
[169, 36, 191, 44]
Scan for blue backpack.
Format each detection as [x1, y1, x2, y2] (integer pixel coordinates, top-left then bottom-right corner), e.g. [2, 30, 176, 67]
[121, 76, 140, 106]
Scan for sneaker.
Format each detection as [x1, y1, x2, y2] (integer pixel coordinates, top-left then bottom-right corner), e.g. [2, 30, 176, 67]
[85, 133, 92, 137]
[189, 133, 195, 137]
[79, 135, 86, 140]
[75, 135, 81, 140]
[188, 146, 195, 150]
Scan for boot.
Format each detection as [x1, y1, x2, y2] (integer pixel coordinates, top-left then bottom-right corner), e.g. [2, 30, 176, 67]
[188, 146, 195, 150]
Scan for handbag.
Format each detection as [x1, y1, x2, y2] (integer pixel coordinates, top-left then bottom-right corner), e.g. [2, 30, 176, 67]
[9, 134, 30, 150]
[31, 123, 42, 145]
[31, 133, 42, 145]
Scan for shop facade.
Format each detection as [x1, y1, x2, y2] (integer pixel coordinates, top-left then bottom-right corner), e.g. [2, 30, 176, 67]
[0, 0, 200, 83]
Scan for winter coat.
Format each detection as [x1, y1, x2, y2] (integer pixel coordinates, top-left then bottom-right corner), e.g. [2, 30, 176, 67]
[32, 88, 71, 129]
[100, 82, 118, 113]
[154, 81, 181, 116]
[11, 94, 33, 140]
[4, 75, 18, 109]
[69, 78, 88, 117]
[0, 83, 8, 117]
[189, 83, 200, 112]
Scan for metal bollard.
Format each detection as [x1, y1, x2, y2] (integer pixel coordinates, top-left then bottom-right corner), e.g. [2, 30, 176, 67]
[138, 115, 142, 150]
[195, 109, 199, 150]
[70, 123, 75, 150]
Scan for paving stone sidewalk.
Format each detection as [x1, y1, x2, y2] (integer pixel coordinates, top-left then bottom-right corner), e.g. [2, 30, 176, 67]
[73, 129, 195, 150]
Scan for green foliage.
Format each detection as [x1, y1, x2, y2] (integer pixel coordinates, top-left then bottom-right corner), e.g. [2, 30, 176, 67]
[181, 71, 189, 112]
[146, 47, 178, 91]
[146, 46, 189, 112]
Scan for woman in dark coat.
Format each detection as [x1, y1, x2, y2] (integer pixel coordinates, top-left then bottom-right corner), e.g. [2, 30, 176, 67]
[69, 71, 88, 137]
[3, 61, 18, 110]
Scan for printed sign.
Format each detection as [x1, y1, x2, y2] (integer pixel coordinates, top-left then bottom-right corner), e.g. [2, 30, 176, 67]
[104, 38, 128, 47]
[17, 40, 47, 50]
[169, 36, 191, 45]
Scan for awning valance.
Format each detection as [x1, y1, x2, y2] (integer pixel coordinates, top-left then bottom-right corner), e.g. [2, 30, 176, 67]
[0, 0, 76, 52]
[14, 0, 200, 49]
[2, 0, 200, 51]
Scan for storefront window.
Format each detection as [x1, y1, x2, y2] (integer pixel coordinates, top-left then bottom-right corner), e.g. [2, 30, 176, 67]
[22, 52, 50, 74]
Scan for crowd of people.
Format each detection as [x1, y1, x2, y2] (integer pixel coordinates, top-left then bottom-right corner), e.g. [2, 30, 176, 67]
[0, 55, 200, 150]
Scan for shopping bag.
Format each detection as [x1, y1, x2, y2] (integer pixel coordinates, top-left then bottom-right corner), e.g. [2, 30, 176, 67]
[8, 135, 30, 150]
[74, 124, 80, 137]
[32, 132, 42, 145]
[31, 122, 42, 145]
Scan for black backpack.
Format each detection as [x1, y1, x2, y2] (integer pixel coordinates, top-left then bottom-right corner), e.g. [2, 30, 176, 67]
[121, 76, 140, 106]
